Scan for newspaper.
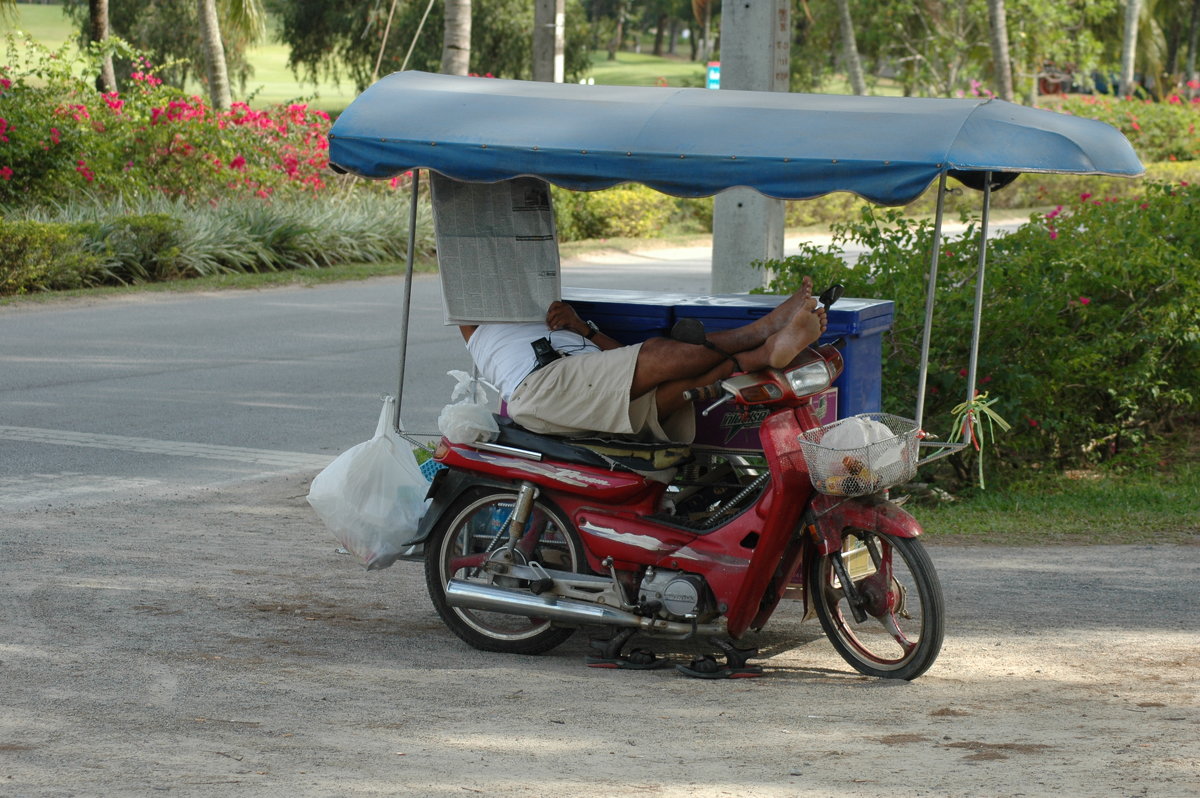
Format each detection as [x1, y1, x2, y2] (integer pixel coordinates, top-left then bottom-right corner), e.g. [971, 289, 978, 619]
[431, 174, 561, 324]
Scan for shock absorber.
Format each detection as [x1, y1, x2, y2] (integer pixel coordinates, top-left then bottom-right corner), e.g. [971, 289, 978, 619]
[700, 472, 769, 529]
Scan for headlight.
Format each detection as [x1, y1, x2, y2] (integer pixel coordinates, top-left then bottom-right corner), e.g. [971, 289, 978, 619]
[786, 360, 834, 397]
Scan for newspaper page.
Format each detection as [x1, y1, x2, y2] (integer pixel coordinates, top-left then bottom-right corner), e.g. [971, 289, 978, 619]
[431, 174, 561, 324]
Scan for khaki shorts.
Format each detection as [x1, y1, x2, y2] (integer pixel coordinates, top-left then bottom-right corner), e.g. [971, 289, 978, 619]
[507, 343, 695, 443]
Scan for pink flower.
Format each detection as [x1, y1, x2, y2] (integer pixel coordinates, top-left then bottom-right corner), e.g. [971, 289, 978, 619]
[1048, 227, 1058, 240]
[1080, 192, 1092, 201]
[1189, 79, 1200, 90]
[75, 159, 95, 183]
[1079, 296, 1090, 305]
[230, 155, 246, 171]
[0, 77, 10, 90]
[0, 165, 12, 181]
[50, 127, 60, 145]
[0, 117, 8, 142]
[1046, 205, 1063, 220]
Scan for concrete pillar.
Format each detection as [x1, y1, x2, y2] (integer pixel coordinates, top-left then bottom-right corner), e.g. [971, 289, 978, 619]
[533, 0, 565, 83]
[711, 0, 791, 293]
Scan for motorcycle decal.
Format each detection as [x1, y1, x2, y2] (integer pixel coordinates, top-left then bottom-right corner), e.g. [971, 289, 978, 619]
[580, 521, 673, 552]
[669, 544, 751, 569]
[475, 453, 617, 488]
[716, 407, 771, 445]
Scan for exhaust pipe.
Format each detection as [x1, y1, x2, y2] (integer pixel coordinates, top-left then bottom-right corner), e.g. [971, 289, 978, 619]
[445, 579, 723, 637]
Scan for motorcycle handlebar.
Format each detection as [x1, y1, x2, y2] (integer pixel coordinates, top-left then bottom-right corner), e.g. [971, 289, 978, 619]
[683, 382, 728, 403]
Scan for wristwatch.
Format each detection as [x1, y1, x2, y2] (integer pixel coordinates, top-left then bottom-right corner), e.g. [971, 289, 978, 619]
[584, 320, 600, 340]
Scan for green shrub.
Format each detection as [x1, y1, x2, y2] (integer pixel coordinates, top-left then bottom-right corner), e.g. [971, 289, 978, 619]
[553, 184, 675, 240]
[0, 220, 105, 293]
[759, 180, 1200, 487]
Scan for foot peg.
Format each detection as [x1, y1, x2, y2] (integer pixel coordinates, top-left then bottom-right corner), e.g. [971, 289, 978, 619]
[585, 630, 669, 670]
[675, 638, 764, 679]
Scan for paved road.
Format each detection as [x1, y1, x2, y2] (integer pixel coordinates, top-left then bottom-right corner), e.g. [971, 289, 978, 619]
[0, 251, 717, 513]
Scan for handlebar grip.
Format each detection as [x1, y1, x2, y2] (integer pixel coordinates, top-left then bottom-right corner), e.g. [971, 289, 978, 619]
[683, 382, 726, 403]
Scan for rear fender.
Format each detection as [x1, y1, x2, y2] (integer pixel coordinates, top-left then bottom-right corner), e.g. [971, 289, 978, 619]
[808, 492, 923, 555]
[409, 467, 515, 546]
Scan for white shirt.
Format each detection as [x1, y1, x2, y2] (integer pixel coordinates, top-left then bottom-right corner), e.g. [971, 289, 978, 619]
[466, 323, 600, 401]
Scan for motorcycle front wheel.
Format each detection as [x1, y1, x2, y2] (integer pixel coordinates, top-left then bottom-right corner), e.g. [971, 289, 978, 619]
[424, 488, 586, 655]
[808, 531, 944, 680]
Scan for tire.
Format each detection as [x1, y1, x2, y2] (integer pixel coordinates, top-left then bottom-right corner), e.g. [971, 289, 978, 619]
[424, 488, 585, 655]
[808, 531, 944, 680]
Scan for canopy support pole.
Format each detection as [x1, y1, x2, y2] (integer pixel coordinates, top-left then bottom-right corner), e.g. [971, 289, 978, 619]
[914, 172, 948, 430]
[963, 172, 992, 420]
[394, 170, 421, 433]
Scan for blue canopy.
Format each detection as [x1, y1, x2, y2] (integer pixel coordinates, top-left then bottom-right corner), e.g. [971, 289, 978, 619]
[328, 71, 1144, 206]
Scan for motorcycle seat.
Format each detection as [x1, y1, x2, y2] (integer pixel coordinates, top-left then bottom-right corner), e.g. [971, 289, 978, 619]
[494, 416, 692, 474]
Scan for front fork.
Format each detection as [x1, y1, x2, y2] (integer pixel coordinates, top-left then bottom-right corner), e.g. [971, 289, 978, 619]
[807, 493, 917, 622]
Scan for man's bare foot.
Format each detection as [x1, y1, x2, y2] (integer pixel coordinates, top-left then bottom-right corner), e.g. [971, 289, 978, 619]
[763, 298, 824, 368]
[758, 276, 813, 337]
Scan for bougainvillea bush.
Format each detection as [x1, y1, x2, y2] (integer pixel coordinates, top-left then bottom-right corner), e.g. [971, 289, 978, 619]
[1056, 89, 1200, 164]
[760, 181, 1200, 484]
[1, 35, 331, 206]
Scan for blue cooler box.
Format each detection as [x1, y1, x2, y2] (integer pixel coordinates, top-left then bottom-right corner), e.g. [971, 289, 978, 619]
[561, 288, 689, 345]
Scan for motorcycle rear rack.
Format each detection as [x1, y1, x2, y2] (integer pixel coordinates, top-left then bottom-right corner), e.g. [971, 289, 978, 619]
[915, 439, 969, 466]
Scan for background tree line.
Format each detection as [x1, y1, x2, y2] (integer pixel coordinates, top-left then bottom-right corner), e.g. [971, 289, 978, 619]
[5, 0, 1195, 109]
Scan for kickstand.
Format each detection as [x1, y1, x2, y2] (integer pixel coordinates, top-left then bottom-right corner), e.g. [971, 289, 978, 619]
[676, 638, 765, 679]
[585, 629, 668, 670]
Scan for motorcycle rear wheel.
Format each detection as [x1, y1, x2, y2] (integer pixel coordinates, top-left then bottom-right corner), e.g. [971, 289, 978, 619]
[809, 531, 944, 680]
[424, 488, 585, 655]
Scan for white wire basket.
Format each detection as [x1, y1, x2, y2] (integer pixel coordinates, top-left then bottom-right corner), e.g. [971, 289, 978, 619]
[797, 413, 921, 496]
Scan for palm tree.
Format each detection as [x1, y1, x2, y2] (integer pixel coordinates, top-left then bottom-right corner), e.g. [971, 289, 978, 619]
[197, 0, 266, 111]
[1120, 0, 1143, 96]
[89, 0, 118, 93]
[836, 0, 867, 95]
[442, 0, 472, 75]
[986, 0, 1014, 101]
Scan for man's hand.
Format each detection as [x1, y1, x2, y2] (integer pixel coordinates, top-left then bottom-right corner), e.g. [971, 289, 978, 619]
[546, 301, 588, 337]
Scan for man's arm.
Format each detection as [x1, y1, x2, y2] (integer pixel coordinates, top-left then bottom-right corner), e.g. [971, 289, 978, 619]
[546, 301, 621, 351]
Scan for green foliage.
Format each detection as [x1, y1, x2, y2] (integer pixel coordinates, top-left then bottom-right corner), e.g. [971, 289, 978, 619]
[759, 180, 1200, 487]
[2, 191, 435, 294]
[0, 219, 103, 293]
[60, 0, 256, 92]
[553, 184, 676, 240]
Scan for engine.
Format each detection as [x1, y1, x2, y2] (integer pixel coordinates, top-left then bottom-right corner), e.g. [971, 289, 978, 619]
[637, 568, 715, 622]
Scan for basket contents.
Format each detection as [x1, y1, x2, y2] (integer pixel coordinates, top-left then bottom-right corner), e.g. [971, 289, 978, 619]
[798, 413, 919, 496]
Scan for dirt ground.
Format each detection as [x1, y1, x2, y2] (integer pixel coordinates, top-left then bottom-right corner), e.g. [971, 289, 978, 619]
[2, 472, 1197, 798]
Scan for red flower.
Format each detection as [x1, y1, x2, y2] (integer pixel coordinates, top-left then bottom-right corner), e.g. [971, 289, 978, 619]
[0, 165, 12, 181]
[1079, 296, 1091, 306]
[230, 155, 246, 171]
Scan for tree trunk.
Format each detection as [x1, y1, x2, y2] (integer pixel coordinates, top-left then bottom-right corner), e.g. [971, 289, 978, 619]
[88, 0, 117, 93]
[441, 0, 472, 75]
[1188, 0, 1200, 99]
[987, 0, 1014, 102]
[198, 0, 232, 110]
[835, 0, 866, 95]
[1120, 0, 1141, 97]
[653, 13, 666, 57]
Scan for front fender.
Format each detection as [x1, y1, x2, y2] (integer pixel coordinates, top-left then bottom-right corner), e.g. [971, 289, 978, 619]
[808, 492, 923, 555]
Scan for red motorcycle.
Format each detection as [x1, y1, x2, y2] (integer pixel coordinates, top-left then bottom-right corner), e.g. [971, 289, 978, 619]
[415, 302, 944, 681]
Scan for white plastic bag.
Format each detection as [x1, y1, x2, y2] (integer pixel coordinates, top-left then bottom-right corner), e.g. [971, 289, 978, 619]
[437, 370, 499, 444]
[307, 396, 428, 570]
